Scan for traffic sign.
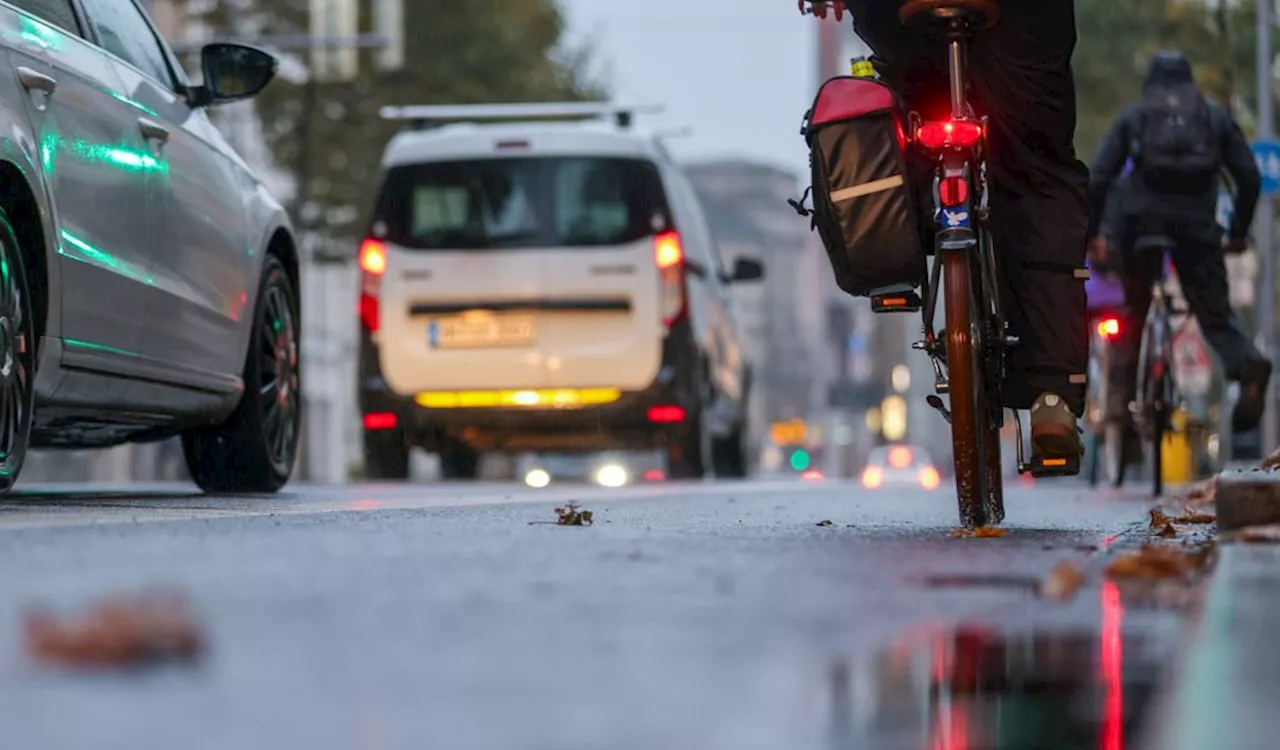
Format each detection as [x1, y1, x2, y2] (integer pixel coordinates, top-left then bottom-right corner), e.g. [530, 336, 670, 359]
[1252, 140, 1280, 196]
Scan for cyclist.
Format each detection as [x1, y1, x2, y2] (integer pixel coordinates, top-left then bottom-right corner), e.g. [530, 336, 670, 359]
[846, 0, 1089, 468]
[1087, 51, 1271, 434]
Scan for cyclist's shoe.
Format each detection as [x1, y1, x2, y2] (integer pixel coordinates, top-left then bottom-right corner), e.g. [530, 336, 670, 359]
[1030, 392, 1084, 477]
[1233, 359, 1274, 432]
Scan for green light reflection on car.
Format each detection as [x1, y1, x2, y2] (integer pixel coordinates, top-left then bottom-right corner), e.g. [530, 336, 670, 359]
[17, 15, 63, 52]
[64, 338, 140, 358]
[59, 230, 154, 285]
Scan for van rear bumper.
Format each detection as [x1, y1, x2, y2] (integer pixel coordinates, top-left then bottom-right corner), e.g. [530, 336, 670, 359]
[358, 322, 700, 452]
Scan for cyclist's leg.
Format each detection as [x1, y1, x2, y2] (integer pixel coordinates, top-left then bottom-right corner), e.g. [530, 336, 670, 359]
[1169, 220, 1272, 429]
[965, 0, 1089, 460]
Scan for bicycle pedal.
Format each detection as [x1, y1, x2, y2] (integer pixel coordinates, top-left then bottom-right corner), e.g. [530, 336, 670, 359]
[1028, 454, 1081, 478]
[926, 394, 951, 424]
[871, 290, 922, 313]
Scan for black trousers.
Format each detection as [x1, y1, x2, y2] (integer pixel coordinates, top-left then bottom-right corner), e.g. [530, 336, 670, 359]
[1111, 215, 1263, 406]
[849, 0, 1090, 414]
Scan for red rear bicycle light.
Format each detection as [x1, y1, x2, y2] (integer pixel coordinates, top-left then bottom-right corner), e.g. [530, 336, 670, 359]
[916, 120, 983, 150]
[1098, 317, 1121, 339]
[940, 176, 969, 207]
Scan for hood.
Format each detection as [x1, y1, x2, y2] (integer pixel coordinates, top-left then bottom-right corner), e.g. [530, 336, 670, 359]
[1144, 51, 1195, 91]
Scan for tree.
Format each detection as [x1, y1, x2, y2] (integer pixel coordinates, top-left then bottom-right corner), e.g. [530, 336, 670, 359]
[188, 0, 603, 245]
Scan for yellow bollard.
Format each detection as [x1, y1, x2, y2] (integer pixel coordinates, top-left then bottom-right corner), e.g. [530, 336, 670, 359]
[1161, 408, 1195, 485]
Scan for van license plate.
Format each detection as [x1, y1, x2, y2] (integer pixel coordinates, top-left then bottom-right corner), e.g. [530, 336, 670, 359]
[429, 315, 537, 349]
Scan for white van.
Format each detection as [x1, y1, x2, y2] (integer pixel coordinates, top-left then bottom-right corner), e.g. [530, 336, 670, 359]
[357, 104, 765, 480]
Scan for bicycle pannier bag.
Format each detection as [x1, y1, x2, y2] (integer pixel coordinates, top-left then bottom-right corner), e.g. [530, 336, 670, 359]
[798, 76, 925, 298]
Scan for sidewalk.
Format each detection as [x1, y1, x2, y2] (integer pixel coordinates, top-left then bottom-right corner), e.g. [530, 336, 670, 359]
[1141, 543, 1280, 750]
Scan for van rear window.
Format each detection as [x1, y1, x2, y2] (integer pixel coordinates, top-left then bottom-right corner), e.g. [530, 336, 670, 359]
[372, 156, 671, 250]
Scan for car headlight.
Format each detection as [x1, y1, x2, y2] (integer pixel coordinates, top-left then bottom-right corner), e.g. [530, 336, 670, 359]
[594, 463, 629, 488]
[525, 468, 551, 488]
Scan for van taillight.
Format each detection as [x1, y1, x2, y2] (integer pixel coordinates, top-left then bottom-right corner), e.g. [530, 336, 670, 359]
[358, 238, 386, 333]
[654, 231, 686, 327]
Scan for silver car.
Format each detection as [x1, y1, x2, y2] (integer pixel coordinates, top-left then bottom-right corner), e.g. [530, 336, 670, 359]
[0, 3, 299, 492]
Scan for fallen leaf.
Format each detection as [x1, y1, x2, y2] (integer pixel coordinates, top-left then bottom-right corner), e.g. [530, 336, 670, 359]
[1263, 447, 1280, 471]
[1175, 511, 1216, 525]
[1039, 561, 1086, 603]
[816, 520, 835, 527]
[554, 502, 594, 526]
[1149, 508, 1172, 530]
[950, 526, 1007, 538]
[1223, 524, 1280, 543]
[24, 593, 203, 670]
[1156, 523, 1177, 538]
[1104, 544, 1212, 581]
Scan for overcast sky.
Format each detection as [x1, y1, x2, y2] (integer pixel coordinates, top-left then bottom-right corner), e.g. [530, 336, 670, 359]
[561, 0, 821, 178]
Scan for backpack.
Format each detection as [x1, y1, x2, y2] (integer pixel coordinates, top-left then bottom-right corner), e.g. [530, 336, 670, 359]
[793, 76, 926, 298]
[1135, 81, 1220, 193]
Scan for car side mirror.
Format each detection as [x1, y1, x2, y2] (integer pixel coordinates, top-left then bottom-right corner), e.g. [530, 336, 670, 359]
[730, 257, 765, 283]
[190, 43, 277, 108]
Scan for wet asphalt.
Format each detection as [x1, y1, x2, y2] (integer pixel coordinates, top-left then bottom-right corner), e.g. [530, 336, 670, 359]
[0, 478, 1184, 749]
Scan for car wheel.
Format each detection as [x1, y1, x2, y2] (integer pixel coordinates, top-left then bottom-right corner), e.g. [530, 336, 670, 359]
[183, 256, 300, 493]
[711, 421, 748, 479]
[0, 211, 35, 493]
[364, 428, 410, 480]
[666, 413, 708, 479]
[439, 440, 480, 481]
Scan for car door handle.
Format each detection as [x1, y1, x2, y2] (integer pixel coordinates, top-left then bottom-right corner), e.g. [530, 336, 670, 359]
[138, 118, 170, 144]
[16, 67, 56, 94]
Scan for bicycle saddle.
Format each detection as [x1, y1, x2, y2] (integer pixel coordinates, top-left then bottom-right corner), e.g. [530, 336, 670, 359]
[899, 0, 1001, 30]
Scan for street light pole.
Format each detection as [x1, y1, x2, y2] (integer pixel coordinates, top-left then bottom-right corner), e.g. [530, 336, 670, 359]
[1258, 0, 1277, 454]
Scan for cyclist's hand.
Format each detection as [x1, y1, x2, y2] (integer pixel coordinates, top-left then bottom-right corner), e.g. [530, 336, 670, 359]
[1224, 237, 1250, 255]
[1087, 236, 1108, 264]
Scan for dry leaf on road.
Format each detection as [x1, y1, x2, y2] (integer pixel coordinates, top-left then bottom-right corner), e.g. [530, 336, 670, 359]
[1104, 544, 1211, 581]
[1175, 511, 1216, 525]
[1149, 508, 1172, 529]
[24, 593, 203, 670]
[1262, 447, 1280, 471]
[1039, 561, 1086, 603]
[1184, 478, 1218, 510]
[950, 527, 1007, 538]
[816, 520, 835, 527]
[555, 502, 593, 526]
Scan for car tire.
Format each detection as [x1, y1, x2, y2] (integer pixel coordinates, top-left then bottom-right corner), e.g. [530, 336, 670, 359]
[182, 256, 300, 494]
[711, 421, 748, 479]
[439, 440, 480, 481]
[364, 428, 410, 480]
[0, 210, 35, 493]
[666, 415, 707, 480]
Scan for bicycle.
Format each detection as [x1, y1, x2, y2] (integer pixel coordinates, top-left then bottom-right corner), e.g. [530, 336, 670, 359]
[1132, 236, 1182, 498]
[801, 0, 1053, 528]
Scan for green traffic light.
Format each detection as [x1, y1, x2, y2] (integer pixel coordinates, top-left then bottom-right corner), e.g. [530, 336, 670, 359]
[790, 449, 811, 472]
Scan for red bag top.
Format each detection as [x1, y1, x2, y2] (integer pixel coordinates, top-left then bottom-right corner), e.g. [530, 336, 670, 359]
[809, 77, 897, 127]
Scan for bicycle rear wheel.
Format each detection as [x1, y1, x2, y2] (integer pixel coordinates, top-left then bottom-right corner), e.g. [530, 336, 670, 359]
[943, 250, 991, 528]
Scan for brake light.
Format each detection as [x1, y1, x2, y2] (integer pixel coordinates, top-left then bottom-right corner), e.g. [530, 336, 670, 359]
[939, 175, 969, 207]
[363, 412, 398, 430]
[916, 120, 984, 150]
[861, 465, 883, 489]
[1098, 317, 1121, 339]
[358, 238, 385, 333]
[919, 466, 941, 490]
[654, 231, 687, 326]
[647, 405, 686, 423]
[888, 446, 913, 469]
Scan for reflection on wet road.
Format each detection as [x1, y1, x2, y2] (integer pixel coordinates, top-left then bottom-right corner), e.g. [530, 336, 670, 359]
[834, 583, 1166, 750]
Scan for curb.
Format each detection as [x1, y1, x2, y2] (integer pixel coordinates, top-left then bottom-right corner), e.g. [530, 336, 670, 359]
[1216, 469, 1280, 530]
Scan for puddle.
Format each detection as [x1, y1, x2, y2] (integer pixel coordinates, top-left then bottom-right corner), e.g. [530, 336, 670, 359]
[829, 584, 1169, 749]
